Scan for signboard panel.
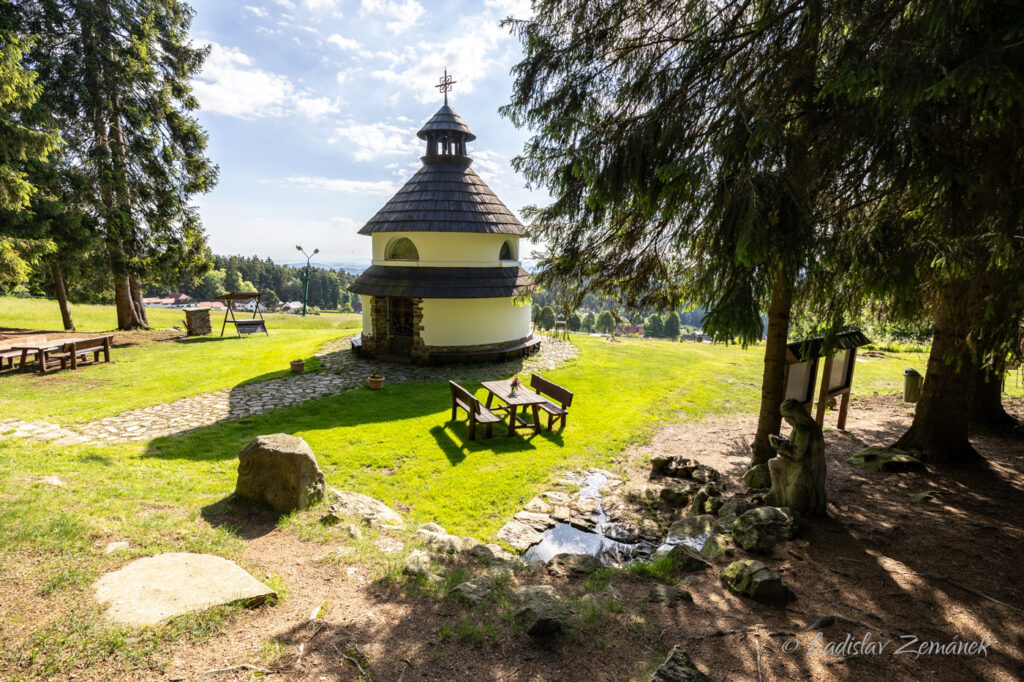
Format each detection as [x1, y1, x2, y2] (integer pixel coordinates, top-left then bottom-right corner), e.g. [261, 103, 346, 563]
[785, 360, 816, 404]
[828, 349, 852, 392]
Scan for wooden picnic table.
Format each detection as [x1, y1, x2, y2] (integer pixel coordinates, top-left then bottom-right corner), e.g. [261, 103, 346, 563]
[481, 380, 547, 437]
[10, 338, 81, 373]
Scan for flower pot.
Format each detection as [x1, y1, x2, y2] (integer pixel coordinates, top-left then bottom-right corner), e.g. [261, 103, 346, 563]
[290, 360, 305, 373]
[368, 376, 384, 390]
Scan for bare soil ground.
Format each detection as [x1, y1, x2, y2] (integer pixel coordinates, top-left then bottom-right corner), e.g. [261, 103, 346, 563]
[4, 395, 1023, 681]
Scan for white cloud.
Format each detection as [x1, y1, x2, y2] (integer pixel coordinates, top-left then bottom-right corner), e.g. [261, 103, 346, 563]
[327, 34, 363, 51]
[484, 0, 532, 17]
[274, 0, 296, 8]
[329, 121, 420, 161]
[194, 42, 340, 119]
[369, 18, 509, 103]
[284, 176, 400, 194]
[361, 0, 424, 34]
[304, 0, 339, 10]
[244, 5, 268, 17]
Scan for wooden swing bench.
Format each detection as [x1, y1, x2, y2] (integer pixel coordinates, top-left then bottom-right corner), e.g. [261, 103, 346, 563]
[217, 292, 269, 338]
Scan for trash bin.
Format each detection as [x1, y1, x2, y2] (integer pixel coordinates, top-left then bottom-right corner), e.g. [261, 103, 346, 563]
[903, 368, 923, 403]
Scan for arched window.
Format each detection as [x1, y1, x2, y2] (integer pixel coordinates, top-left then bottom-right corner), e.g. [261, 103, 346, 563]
[386, 237, 418, 261]
[499, 240, 516, 261]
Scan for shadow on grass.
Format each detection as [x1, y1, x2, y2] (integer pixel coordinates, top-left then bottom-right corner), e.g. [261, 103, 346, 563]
[143, 379, 559, 464]
[199, 494, 280, 540]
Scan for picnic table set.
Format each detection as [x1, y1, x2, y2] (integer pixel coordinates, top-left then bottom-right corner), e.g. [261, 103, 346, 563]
[449, 373, 573, 440]
[0, 335, 114, 373]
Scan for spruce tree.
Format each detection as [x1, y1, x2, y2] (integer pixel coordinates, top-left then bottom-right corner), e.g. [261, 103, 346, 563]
[663, 312, 681, 340]
[504, 0, 875, 467]
[16, 0, 217, 329]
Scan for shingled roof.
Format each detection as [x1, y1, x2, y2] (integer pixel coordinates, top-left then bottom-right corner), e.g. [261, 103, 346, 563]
[348, 265, 534, 299]
[417, 104, 476, 141]
[358, 104, 524, 236]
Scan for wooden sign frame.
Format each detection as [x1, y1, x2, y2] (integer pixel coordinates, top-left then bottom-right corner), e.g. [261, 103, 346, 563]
[784, 331, 870, 430]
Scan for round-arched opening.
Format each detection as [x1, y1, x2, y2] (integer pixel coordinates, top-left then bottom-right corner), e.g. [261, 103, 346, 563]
[386, 237, 419, 261]
[499, 240, 516, 261]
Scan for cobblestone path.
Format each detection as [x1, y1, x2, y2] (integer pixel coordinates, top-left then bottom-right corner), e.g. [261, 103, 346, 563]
[0, 336, 578, 445]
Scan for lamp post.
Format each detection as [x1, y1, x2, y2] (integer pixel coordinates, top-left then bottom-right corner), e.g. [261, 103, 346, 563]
[296, 245, 319, 317]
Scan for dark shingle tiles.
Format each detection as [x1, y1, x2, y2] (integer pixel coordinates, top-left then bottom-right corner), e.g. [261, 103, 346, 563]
[349, 265, 534, 299]
[358, 159, 525, 235]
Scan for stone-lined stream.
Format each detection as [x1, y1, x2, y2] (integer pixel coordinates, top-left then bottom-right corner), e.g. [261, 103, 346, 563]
[523, 471, 659, 566]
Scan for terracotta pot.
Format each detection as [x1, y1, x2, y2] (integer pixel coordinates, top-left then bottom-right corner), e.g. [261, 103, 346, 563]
[290, 360, 305, 373]
[368, 376, 384, 390]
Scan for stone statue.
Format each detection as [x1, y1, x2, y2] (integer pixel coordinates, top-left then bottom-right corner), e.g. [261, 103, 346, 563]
[765, 399, 827, 515]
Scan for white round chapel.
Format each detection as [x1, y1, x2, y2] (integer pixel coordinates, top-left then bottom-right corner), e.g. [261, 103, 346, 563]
[349, 92, 537, 364]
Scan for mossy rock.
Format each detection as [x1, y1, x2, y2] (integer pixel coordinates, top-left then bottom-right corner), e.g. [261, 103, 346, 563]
[731, 507, 799, 553]
[720, 560, 794, 603]
[666, 544, 711, 573]
[699, 533, 734, 560]
[848, 446, 924, 472]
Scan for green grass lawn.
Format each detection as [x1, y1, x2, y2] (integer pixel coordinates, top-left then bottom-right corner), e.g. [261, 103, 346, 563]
[0, 336, 935, 541]
[1, 331, 1013, 677]
[0, 330, 355, 424]
[0, 295, 362, 332]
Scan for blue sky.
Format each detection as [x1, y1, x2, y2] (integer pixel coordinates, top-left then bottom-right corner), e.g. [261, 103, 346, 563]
[187, 0, 544, 264]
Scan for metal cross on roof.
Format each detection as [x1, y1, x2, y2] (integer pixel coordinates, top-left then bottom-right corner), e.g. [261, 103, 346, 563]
[435, 68, 456, 105]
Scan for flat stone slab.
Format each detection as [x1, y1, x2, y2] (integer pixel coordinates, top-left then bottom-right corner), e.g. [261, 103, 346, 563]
[93, 553, 275, 626]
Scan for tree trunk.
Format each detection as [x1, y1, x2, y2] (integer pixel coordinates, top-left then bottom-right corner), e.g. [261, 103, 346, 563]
[129, 273, 150, 327]
[895, 297, 978, 463]
[51, 261, 75, 331]
[969, 360, 1016, 432]
[110, 249, 148, 330]
[751, 269, 796, 466]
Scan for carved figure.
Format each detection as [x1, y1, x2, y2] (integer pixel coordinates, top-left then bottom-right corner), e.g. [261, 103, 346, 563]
[765, 399, 827, 515]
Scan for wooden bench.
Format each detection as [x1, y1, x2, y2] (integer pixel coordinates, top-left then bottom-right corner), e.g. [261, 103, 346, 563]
[0, 349, 22, 370]
[0, 334, 47, 370]
[50, 335, 113, 370]
[530, 374, 574, 431]
[449, 380, 502, 440]
[232, 319, 268, 336]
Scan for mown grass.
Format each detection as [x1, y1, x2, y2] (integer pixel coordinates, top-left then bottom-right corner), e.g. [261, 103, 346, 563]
[0, 329, 355, 424]
[0, 332, 1007, 678]
[0, 295, 361, 331]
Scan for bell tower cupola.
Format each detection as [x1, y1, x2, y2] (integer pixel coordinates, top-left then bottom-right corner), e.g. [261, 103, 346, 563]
[418, 69, 476, 162]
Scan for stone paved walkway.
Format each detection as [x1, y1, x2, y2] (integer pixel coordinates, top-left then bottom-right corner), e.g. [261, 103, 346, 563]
[0, 335, 578, 445]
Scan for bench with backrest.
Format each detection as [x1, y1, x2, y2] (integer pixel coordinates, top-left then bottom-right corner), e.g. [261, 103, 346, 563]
[530, 374, 574, 431]
[50, 335, 113, 370]
[0, 334, 47, 370]
[449, 380, 502, 440]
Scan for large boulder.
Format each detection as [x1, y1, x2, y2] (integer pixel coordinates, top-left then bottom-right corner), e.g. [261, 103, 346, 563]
[720, 560, 794, 603]
[513, 586, 573, 638]
[731, 506, 799, 553]
[235, 434, 325, 513]
[848, 446, 924, 472]
[326, 489, 404, 527]
[650, 646, 716, 682]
